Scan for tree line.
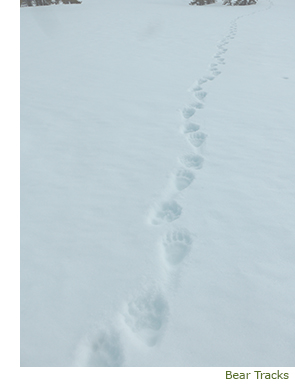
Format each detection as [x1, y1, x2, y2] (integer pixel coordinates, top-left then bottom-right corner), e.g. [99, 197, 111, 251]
[20, 0, 257, 6]
[20, 0, 81, 6]
[190, 0, 257, 5]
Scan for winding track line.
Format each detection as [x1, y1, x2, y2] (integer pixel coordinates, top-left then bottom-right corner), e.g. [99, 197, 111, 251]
[73, 0, 273, 367]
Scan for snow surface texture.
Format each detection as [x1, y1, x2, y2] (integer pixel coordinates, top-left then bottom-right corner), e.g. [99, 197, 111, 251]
[21, 0, 295, 366]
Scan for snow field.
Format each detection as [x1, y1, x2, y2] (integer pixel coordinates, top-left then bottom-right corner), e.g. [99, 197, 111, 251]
[21, 0, 295, 367]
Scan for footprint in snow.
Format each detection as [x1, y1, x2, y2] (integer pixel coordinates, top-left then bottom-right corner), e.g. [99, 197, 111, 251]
[217, 57, 225, 63]
[180, 121, 200, 134]
[180, 154, 204, 170]
[209, 63, 218, 70]
[192, 85, 203, 92]
[182, 107, 196, 119]
[74, 328, 124, 367]
[214, 55, 225, 62]
[188, 131, 207, 148]
[198, 78, 208, 85]
[123, 289, 169, 347]
[191, 101, 204, 110]
[195, 90, 207, 101]
[161, 228, 192, 265]
[150, 200, 182, 225]
[173, 168, 195, 191]
[212, 70, 221, 76]
[204, 75, 215, 81]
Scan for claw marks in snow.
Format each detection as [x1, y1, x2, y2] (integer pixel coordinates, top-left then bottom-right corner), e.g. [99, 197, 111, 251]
[198, 78, 207, 85]
[173, 168, 195, 191]
[181, 102, 204, 119]
[161, 228, 192, 265]
[191, 101, 204, 110]
[180, 154, 204, 170]
[195, 90, 207, 101]
[149, 200, 182, 225]
[181, 121, 200, 134]
[123, 289, 169, 347]
[209, 63, 218, 70]
[214, 55, 225, 63]
[192, 84, 203, 92]
[182, 106, 196, 119]
[188, 131, 207, 148]
[181, 122, 201, 134]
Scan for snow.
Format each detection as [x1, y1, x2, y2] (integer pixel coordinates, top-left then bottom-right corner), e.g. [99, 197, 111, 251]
[20, 0, 295, 367]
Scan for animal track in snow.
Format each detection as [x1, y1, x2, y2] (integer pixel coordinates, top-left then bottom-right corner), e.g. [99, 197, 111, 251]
[198, 78, 208, 85]
[214, 55, 225, 62]
[192, 85, 203, 92]
[173, 168, 195, 191]
[74, 328, 124, 367]
[204, 75, 215, 81]
[210, 63, 218, 70]
[181, 121, 200, 134]
[123, 289, 169, 347]
[150, 200, 182, 225]
[180, 154, 204, 170]
[191, 101, 204, 109]
[161, 228, 192, 265]
[187, 131, 207, 148]
[195, 90, 207, 101]
[182, 106, 196, 119]
[212, 70, 221, 76]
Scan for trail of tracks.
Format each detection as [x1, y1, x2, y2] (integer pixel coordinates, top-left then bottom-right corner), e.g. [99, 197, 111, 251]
[73, 0, 273, 367]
